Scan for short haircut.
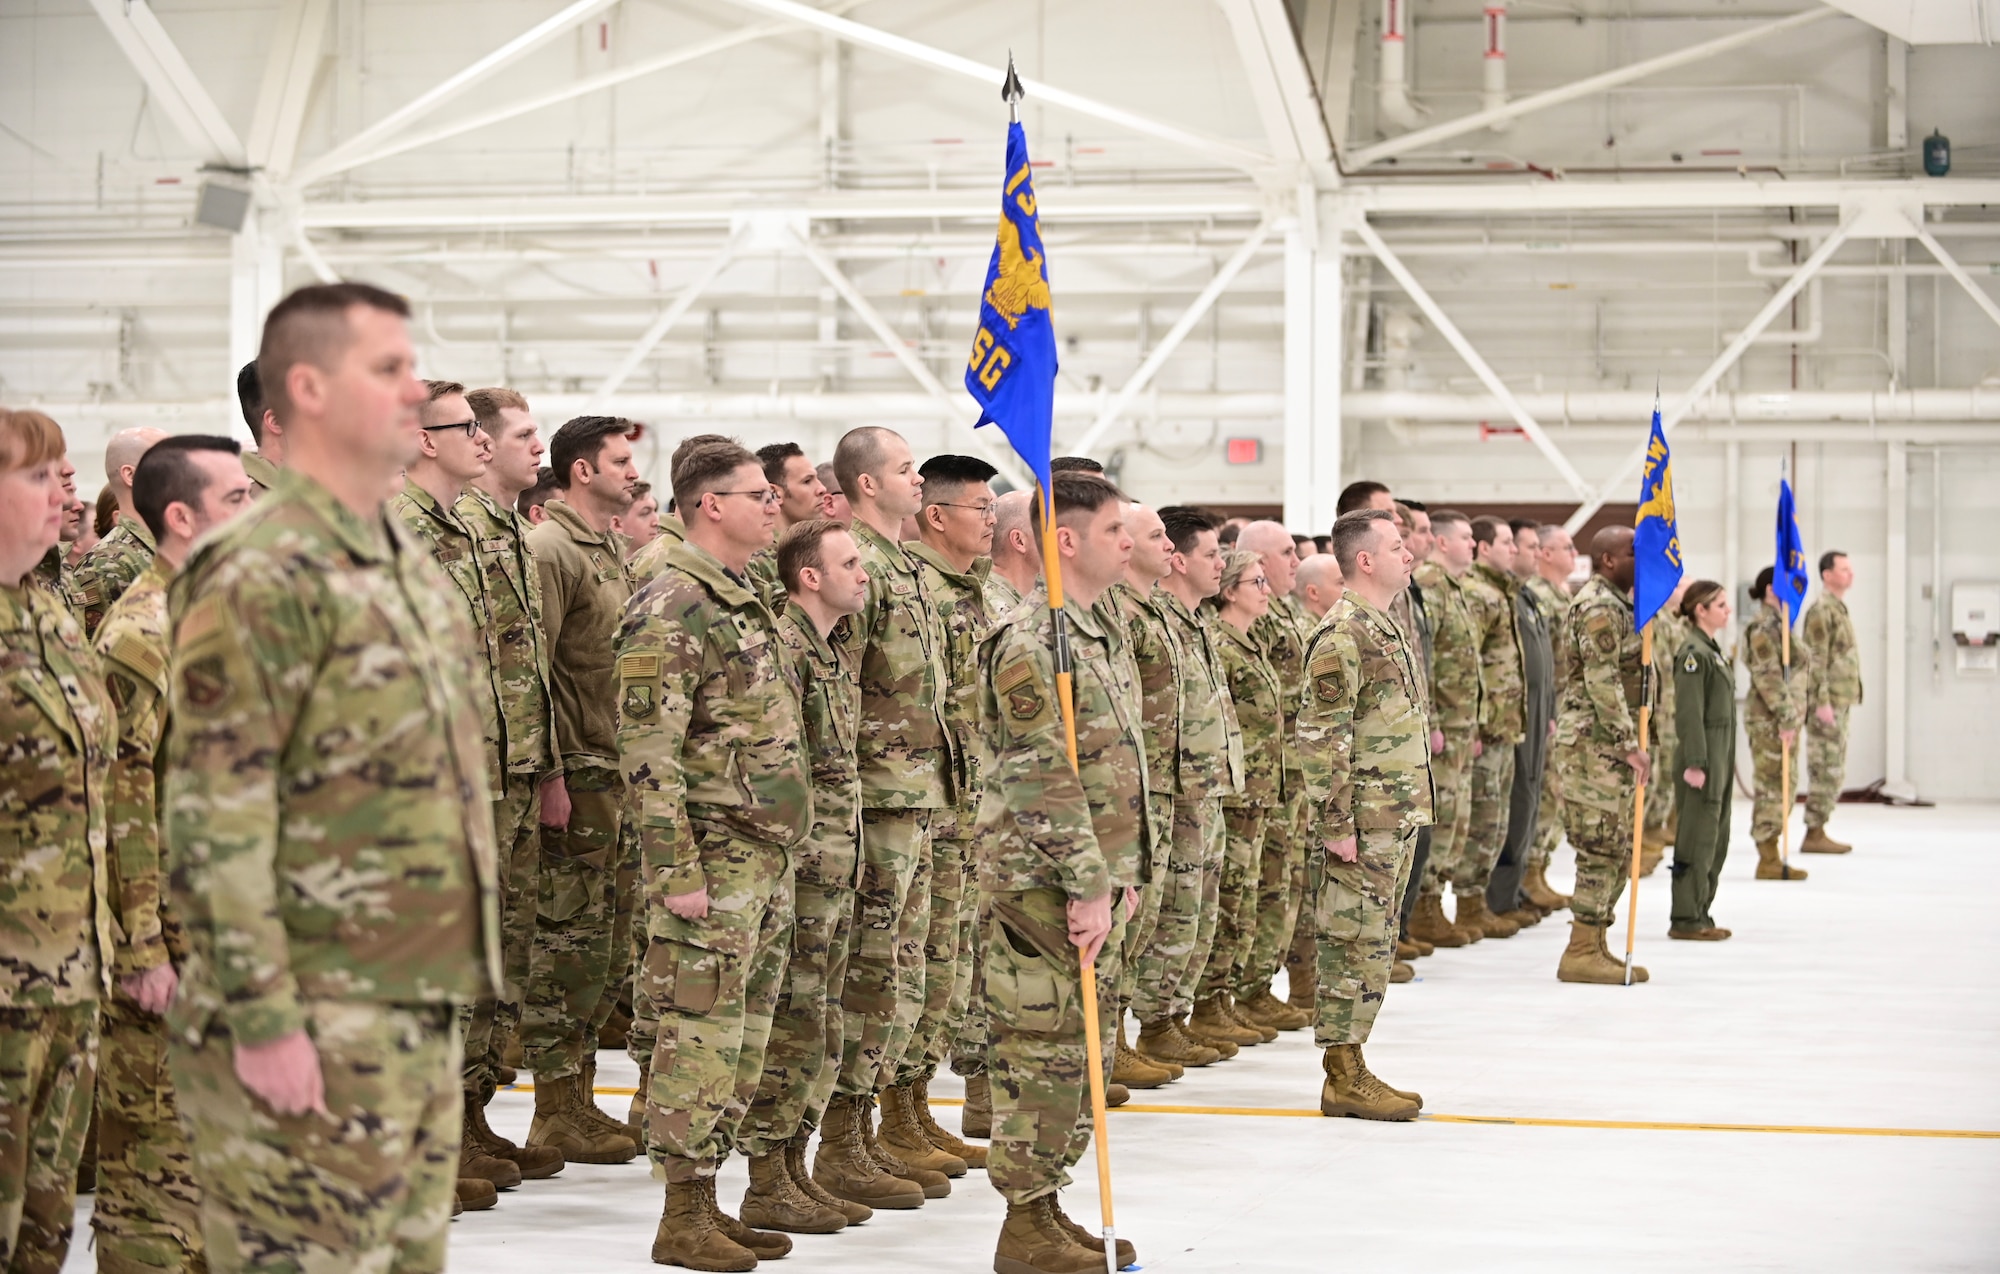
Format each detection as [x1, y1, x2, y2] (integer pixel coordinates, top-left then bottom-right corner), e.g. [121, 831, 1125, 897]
[1391, 502, 1414, 535]
[919, 454, 999, 507]
[518, 466, 560, 517]
[1292, 534, 1314, 551]
[1157, 505, 1222, 555]
[1332, 508, 1393, 575]
[1215, 548, 1263, 599]
[831, 425, 899, 498]
[1335, 480, 1390, 516]
[1470, 515, 1508, 548]
[757, 441, 805, 486]
[1051, 471, 1121, 527]
[1314, 535, 1331, 553]
[0, 408, 65, 473]
[257, 281, 411, 425]
[777, 518, 848, 591]
[1509, 518, 1538, 538]
[549, 416, 637, 489]
[236, 360, 265, 442]
[1537, 523, 1567, 541]
[671, 437, 760, 512]
[419, 379, 467, 427]
[466, 386, 527, 433]
[1429, 508, 1470, 535]
[132, 434, 242, 542]
[816, 461, 840, 495]
[1680, 579, 1725, 619]
[1217, 523, 1241, 548]
[1050, 455, 1104, 475]
[630, 481, 654, 505]
[1399, 497, 1427, 512]
[1819, 550, 1847, 575]
[1751, 565, 1775, 600]
[93, 486, 117, 538]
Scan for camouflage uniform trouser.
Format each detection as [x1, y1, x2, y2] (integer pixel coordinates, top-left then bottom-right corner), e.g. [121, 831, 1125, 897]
[1746, 717, 1796, 846]
[1238, 787, 1307, 1000]
[1671, 771, 1733, 932]
[93, 997, 204, 1272]
[1805, 705, 1850, 829]
[983, 888, 1123, 1206]
[1129, 798, 1224, 1024]
[170, 1003, 459, 1274]
[1528, 752, 1563, 872]
[1310, 827, 1416, 1047]
[640, 831, 793, 1180]
[1559, 754, 1638, 927]
[462, 773, 542, 1098]
[1198, 803, 1268, 1002]
[591, 797, 642, 1052]
[740, 874, 856, 1155]
[836, 808, 932, 1097]
[896, 832, 977, 1086]
[949, 893, 992, 1080]
[523, 764, 624, 1081]
[0, 1002, 96, 1274]
[1456, 742, 1517, 897]
[1423, 738, 1476, 894]
[1114, 790, 1175, 1011]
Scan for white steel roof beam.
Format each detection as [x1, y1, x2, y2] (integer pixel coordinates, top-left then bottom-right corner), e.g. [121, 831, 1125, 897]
[1911, 225, 2000, 336]
[1217, 0, 1334, 170]
[246, 0, 333, 176]
[87, 0, 247, 166]
[586, 235, 745, 408]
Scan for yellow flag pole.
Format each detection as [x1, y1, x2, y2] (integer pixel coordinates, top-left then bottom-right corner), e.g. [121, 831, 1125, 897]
[1036, 481, 1117, 1273]
[1623, 621, 1653, 986]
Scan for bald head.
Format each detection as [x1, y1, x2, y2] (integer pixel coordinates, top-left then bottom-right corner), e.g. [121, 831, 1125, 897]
[1238, 520, 1299, 597]
[105, 427, 169, 510]
[1591, 525, 1636, 590]
[1296, 553, 1345, 618]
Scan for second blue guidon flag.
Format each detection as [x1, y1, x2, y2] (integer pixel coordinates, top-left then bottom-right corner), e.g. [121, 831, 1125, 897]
[965, 121, 1058, 496]
[1632, 401, 1684, 631]
[1772, 469, 1809, 625]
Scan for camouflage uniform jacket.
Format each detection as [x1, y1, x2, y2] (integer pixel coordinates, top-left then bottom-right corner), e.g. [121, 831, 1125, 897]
[34, 544, 82, 620]
[93, 557, 185, 980]
[1252, 592, 1314, 780]
[457, 485, 559, 778]
[1467, 562, 1527, 745]
[1390, 581, 1434, 727]
[984, 571, 1027, 617]
[392, 480, 505, 790]
[165, 469, 501, 1046]
[779, 604, 861, 890]
[616, 539, 810, 904]
[1523, 575, 1572, 685]
[745, 545, 788, 614]
[1411, 562, 1484, 736]
[1213, 615, 1287, 808]
[975, 596, 1146, 901]
[1553, 576, 1644, 760]
[1299, 593, 1435, 843]
[1101, 581, 1182, 798]
[240, 450, 279, 497]
[628, 517, 687, 587]
[73, 514, 157, 637]
[1648, 610, 1690, 753]
[1802, 593, 1862, 708]
[905, 542, 993, 837]
[1155, 588, 1244, 801]
[1744, 604, 1809, 728]
[849, 518, 953, 810]
[0, 579, 115, 1006]
[528, 498, 634, 772]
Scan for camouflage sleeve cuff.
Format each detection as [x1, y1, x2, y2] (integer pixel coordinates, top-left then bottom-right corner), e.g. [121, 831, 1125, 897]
[113, 937, 171, 979]
[663, 861, 707, 898]
[1318, 812, 1357, 844]
[222, 989, 308, 1048]
[1063, 856, 1114, 904]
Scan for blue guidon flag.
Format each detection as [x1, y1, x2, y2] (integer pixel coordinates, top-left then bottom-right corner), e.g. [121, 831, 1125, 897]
[965, 120, 1058, 498]
[1772, 470, 1810, 626]
[1631, 401, 1684, 631]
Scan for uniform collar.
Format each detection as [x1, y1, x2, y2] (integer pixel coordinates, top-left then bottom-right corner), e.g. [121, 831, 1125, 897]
[1472, 561, 1519, 596]
[667, 538, 760, 608]
[784, 599, 843, 662]
[273, 467, 394, 564]
[904, 538, 989, 586]
[399, 477, 463, 526]
[115, 514, 157, 551]
[544, 497, 617, 551]
[849, 517, 915, 572]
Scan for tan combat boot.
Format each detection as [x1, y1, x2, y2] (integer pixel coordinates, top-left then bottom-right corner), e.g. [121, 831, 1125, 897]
[1318, 1044, 1419, 1122]
[859, 1092, 950, 1198]
[1353, 1042, 1421, 1107]
[1755, 839, 1808, 880]
[740, 1148, 846, 1235]
[1800, 825, 1852, 854]
[1555, 921, 1645, 985]
[1593, 926, 1650, 982]
[961, 1073, 994, 1138]
[1105, 1082, 1130, 1108]
[1119, 1020, 1182, 1080]
[459, 1111, 524, 1191]
[456, 1176, 497, 1212]
[1500, 905, 1544, 929]
[1050, 1194, 1139, 1269]
[1190, 996, 1262, 1047]
[651, 1178, 756, 1272]
[788, 1132, 870, 1224]
[468, 1095, 564, 1180]
[1221, 994, 1279, 1042]
[1112, 1028, 1175, 1090]
[993, 1197, 1102, 1274]
[910, 1076, 989, 1169]
[1136, 1017, 1218, 1068]
[1407, 892, 1470, 948]
[810, 1094, 925, 1210]
[1523, 862, 1570, 911]
[1454, 894, 1518, 939]
[702, 1175, 792, 1260]
[1394, 938, 1424, 962]
[1238, 987, 1311, 1032]
[1175, 1013, 1240, 1058]
[578, 1054, 639, 1150]
[877, 1083, 968, 1178]
[1389, 960, 1415, 983]
[527, 1072, 639, 1164]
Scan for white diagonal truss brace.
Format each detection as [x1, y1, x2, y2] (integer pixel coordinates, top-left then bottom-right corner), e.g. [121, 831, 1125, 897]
[1217, 0, 1334, 168]
[247, 0, 333, 176]
[587, 235, 746, 408]
[88, 0, 247, 166]
[1910, 226, 2000, 335]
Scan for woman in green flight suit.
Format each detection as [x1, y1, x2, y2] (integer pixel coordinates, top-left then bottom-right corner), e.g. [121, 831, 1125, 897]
[1670, 580, 1737, 939]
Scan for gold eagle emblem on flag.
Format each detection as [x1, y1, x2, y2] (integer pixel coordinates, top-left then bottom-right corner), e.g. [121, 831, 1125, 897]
[983, 215, 1051, 330]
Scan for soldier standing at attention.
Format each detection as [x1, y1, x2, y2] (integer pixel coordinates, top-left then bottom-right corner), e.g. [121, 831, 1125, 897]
[90, 435, 251, 1272]
[1550, 527, 1653, 984]
[1520, 525, 1577, 913]
[233, 360, 285, 495]
[1745, 567, 1812, 882]
[524, 415, 643, 1166]
[1454, 517, 1528, 940]
[977, 471, 1143, 1274]
[984, 490, 1041, 614]
[1670, 581, 1738, 940]
[1299, 508, 1430, 1121]
[1407, 511, 1486, 950]
[164, 282, 501, 1266]
[1800, 551, 1861, 855]
[0, 407, 115, 1273]
[1384, 501, 1435, 979]
[617, 439, 811, 1270]
[816, 426, 962, 1201]
[70, 427, 168, 637]
[457, 387, 564, 1179]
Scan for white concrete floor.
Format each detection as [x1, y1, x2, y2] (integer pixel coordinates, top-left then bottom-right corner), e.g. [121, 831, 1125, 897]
[67, 802, 2000, 1271]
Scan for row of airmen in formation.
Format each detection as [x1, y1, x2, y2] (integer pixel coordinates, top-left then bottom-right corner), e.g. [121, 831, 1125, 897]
[1, 282, 1866, 1274]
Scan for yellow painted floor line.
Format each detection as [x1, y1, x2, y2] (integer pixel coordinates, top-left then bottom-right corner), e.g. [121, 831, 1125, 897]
[502, 1085, 1998, 1141]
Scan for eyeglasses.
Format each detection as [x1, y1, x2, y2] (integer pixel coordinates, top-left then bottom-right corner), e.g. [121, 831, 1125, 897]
[932, 500, 997, 518]
[1246, 576, 1273, 590]
[421, 420, 480, 438]
[709, 488, 783, 506]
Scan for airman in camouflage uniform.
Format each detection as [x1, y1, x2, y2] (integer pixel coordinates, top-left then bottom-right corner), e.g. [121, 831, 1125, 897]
[0, 416, 115, 1272]
[1407, 526, 1484, 948]
[1745, 575, 1811, 878]
[1801, 554, 1861, 852]
[1522, 556, 1574, 910]
[1458, 531, 1527, 938]
[1298, 509, 1430, 1122]
[1550, 528, 1651, 983]
[1641, 602, 1691, 870]
[71, 516, 156, 639]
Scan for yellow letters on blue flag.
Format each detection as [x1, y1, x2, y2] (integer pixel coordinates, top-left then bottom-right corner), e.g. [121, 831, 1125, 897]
[966, 121, 1058, 494]
[1772, 475, 1809, 626]
[1632, 404, 1684, 630]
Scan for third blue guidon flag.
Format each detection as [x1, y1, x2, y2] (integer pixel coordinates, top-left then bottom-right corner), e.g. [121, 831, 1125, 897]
[1632, 402, 1684, 631]
[965, 121, 1058, 497]
[1772, 471, 1809, 626]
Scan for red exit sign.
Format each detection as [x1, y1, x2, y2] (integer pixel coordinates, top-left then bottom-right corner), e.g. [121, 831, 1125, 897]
[1225, 437, 1262, 465]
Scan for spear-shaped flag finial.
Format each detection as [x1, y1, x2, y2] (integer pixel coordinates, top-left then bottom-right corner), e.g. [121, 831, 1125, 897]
[1002, 50, 1024, 121]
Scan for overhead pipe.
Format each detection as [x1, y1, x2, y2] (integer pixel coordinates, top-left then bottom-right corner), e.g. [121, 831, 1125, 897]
[1341, 387, 2000, 423]
[1378, 0, 1423, 131]
[1482, 3, 1510, 131]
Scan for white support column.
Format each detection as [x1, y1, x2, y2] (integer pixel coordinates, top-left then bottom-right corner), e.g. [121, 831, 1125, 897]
[1884, 439, 1910, 793]
[1283, 196, 1343, 535]
[228, 213, 285, 438]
